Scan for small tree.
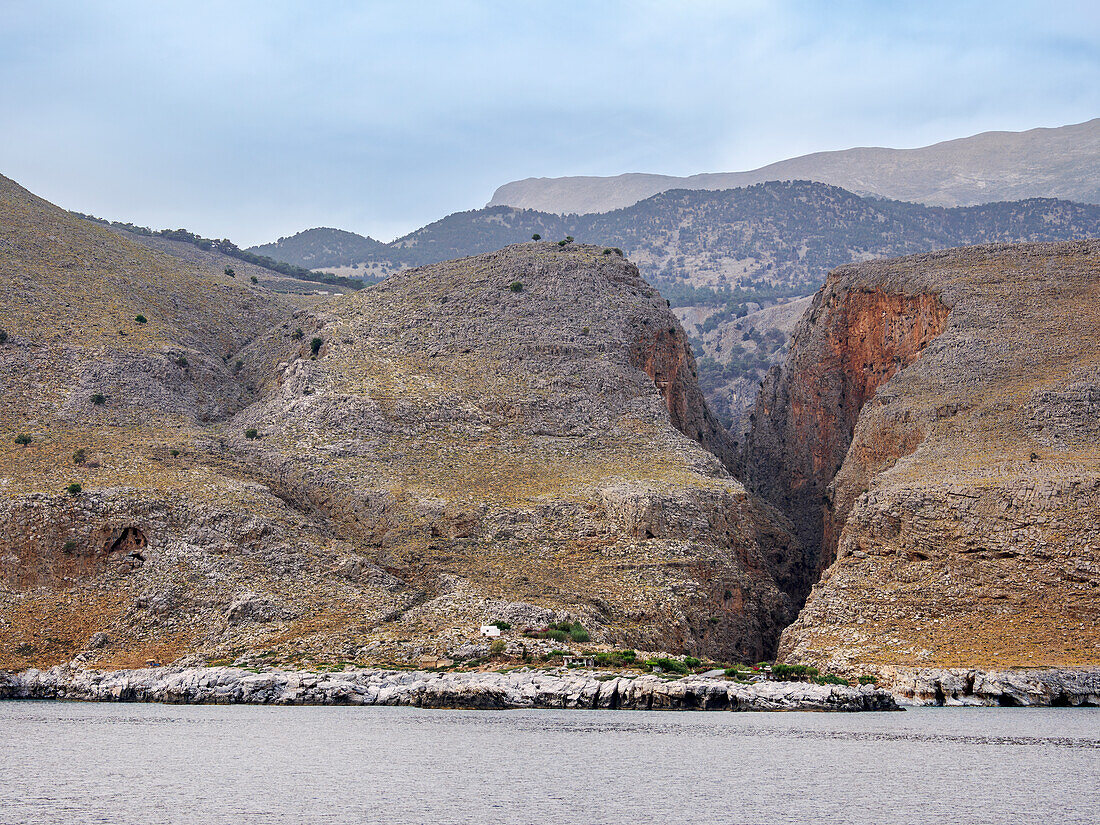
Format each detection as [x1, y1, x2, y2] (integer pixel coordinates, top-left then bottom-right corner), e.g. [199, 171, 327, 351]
[0, 328, 7, 344]
[15, 434, 32, 446]
[310, 337, 323, 356]
[66, 483, 82, 496]
[135, 314, 147, 324]
[244, 428, 259, 440]
[292, 327, 304, 340]
[509, 282, 523, 293]
[91, 393, 106, 405]
[531, 233, 541, 241]
[224, 266, 235, 277]
[73, 448, 86, 465]
[250, 276, 258, 284]
[175, 356, 189, 368]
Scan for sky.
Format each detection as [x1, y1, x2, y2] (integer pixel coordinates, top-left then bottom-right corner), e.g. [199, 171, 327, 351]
[2, 1, 1098, 246]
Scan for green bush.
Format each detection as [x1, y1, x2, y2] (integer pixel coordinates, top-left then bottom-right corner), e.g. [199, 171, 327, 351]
[594, 650, 636, 668]
[771, 663, 820, 681]
[724, 667, 749, 679]
[250, 276, 258, 284]
[544, 629, 568, 642]
[310, 337, 323, 356]
[0, 328, 7, 344]
[63, 540, 78, 552]
[509, 281, 523, 292]
[224, 266, 235, 277]
[491, 620, 511, 630]
[858, 675, 878, 686]
[135, 314, 147, 324]
[175, 356, 189, 368]
[569, 626, 590, 643]
[815, 674, 849, 686]
[602, 248, 612, 255]
[531, 233, 541, 241]
[169, 449, 180, 457]
[292, 327, 304, 340]
[645, 657, 689, 675]
[15, 434, 32, 446]
[91, 393, 106, 405]
[557, 240, 568, 247]
[244, 428, 259, 440]
[72, 448, 86, 464]
[683, 656, 702, 668]
[66, 483, 82, 495]
[489, 639, 506, 656]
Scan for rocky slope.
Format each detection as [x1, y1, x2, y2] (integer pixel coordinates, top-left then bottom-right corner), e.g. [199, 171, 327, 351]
[742, 240, 1100, 672]
[0, 174, 800, 672]
[489, 118, 1100, 214]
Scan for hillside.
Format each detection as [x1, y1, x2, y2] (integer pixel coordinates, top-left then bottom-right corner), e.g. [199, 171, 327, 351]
[489, 118, 1100, 214]
[741, 240, 1100, 674]
[248, 227, 389, 270]
[0, 178, 800, 672]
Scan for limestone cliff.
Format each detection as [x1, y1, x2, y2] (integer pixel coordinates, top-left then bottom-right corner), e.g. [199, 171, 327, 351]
[0, 174, 797, 671]
[743, 241, 1100, 672]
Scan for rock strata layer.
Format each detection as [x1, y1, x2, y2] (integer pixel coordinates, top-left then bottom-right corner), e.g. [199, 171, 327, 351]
[0, 666, 899, 712]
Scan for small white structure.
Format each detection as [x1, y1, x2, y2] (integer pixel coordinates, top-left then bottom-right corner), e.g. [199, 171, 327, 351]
[479, 625, 501, 638]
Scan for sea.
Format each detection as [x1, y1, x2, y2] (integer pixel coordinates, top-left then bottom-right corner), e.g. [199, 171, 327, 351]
[1, 702, 1097, 824]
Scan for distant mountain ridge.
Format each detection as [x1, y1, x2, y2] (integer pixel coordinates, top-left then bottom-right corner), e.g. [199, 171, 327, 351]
[251, 181, 1100, 301]
[487, 118, 1100, 214]
[248, 227, 388, 270]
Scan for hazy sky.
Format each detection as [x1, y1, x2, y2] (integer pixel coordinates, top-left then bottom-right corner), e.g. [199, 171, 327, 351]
[3, 1, 1098, 245]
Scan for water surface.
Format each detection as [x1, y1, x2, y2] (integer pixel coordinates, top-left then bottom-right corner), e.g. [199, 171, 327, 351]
[1, 703, 1097, 824]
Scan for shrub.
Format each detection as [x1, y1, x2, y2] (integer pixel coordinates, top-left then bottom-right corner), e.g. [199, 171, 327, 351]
[491, 620, 511, 631]
[565, 236, 574, 242]
[581, 326, 589, 335]
[544, 629, 568, 642]
[224, 266, 235, 277]
[683, 656, 702, 668]
[815, 674, 849, 686]
[0, 328, 7, 344]
[569, 625, 590, 643]
[175, 356, 189, 368]
[771, 663, 819, 681]
[595, 650, 637, 668]
[858, 675, 878, 686]
[234, 360, 244, 372]
[612, 248, 623, 256]
[135, 314, 147, 324]
[708, 617, 721, 625]
[310, 337, 323, 356]
[489, 639, 506, 656]
[63, 540, 78, 552]
[645, 657, 688, 675]
[602, 249, 612, 255]
[91, 393, 106, 405]
[72, 448, 86, 464]
[557, 240, 568, 247]
[66, 483, 82, 495]
[292, 327, 304, 340]
[531, 233, 541, 241]
[169, 449, 180, 457]
[509, 281, 523, 292]
[244, 428, 259, 440]
[250, 276, 258, 284]
[724, 667, 748, 679]
[14, 434, 32, 446]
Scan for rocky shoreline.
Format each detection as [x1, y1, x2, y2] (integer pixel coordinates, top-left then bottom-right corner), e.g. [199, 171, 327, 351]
[883, 667, 1100, 707]
[0, 666, 900, 711]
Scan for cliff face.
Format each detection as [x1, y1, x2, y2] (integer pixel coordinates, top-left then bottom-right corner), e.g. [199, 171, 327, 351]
[0, 179, 797, 673]
[743, 241, 1100, 672]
